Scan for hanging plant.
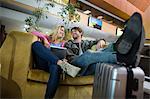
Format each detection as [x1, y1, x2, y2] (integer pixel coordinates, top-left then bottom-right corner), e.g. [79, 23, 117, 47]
[25, 0, 55, 32]
[59, 3, 80, 26]
[36, 0, 55, 7]
[58, 3, 80, 40]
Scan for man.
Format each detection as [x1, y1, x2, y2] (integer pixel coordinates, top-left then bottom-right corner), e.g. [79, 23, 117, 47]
[65, 12, 143, 76]
[64, 27, 101, 75]
[64, 27, 100, 61]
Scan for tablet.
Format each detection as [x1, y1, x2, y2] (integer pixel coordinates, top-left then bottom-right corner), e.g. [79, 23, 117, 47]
[50, 46, 67, 59]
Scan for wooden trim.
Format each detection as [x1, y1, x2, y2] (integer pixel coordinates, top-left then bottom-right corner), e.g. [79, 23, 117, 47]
[8, 34, 16, 80]
[1, 0, 61, 18]
[1, 0, 35, 12]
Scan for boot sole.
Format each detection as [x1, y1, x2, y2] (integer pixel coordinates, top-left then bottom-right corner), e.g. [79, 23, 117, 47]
[117, 13, 142, 54]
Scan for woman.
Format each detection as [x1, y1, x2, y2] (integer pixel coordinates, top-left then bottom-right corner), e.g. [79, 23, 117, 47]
[31, 26, 80, 98]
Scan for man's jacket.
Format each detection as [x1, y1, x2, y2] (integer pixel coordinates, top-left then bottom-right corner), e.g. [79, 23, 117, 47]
[64, 40, 98, 62]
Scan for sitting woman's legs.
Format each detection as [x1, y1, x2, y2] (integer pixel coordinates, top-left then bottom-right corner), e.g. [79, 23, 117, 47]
[32, 41, 61, 98]
[45, 64, 62, 98]
[32, 41, 59, 65]
[32, 41, 80, 98]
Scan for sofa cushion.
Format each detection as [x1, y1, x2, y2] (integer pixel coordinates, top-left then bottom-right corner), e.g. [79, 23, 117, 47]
[60, 75, 94, 85]
[27, 69, 94, 85]
[27, 69, 49, 83]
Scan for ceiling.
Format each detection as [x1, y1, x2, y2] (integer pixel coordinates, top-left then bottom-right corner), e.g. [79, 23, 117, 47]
[1, 5, 117, 41]
[127, 0, 150, 12]
[87, 0, 130, 20]
[76, 0, 150, 28]
[77, 0, 125, 28]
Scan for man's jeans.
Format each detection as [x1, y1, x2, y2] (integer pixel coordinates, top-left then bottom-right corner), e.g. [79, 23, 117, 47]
[71, 43, 117, 76]
[32, 41, 61, 98]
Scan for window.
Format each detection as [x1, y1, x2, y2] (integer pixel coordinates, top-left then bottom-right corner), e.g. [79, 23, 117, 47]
[116, 27, 123, 36]
[54, 0, 69, 5]
[88, 16, 102, 30]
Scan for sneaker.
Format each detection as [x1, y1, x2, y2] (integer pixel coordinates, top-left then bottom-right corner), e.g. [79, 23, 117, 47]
[59, 61, 81, 77]
[115, 12, 142, 54]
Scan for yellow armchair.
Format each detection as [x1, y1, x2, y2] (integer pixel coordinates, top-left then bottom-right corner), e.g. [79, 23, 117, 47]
[1, 31, 94, 99]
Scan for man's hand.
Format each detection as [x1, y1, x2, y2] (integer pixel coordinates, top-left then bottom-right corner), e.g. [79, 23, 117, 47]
[96, 39, 106, 50]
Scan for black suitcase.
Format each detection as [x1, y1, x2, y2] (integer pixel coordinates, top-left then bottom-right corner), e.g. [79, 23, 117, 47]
[92, 63, 145, 99]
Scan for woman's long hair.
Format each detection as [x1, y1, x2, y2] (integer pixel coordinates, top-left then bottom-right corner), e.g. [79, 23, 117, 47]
[49, 26, 65, 42]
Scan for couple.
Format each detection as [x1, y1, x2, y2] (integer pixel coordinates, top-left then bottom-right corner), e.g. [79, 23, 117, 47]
[32, 12, 143, 98]
[31, 25, 100, 98]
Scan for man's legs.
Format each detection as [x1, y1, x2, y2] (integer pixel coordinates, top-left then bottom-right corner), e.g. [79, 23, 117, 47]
[71, 51, 117, 73]
[80, 63, 97, 76]
[45, 64, 62, 99]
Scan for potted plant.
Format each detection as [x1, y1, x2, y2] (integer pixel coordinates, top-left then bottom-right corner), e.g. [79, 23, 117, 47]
[59, 3, 80, 26]
[59, 3, 80, 40]
[25, 0, 54, 32]
[25, 0, 81, 40]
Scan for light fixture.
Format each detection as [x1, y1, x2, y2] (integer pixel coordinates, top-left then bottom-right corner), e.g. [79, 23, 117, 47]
[46, 32, 49, 34]
[24, 24, 29, 28]
[79, 0, 125, 22]
[107, 20, 113, 24]
[23, 25, 30, 31]
[83, 10, 91, 14]
[97, 16, 103, 19]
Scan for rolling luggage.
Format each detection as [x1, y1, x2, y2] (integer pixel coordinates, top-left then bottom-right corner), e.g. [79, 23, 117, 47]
[92, 12, 145, 99]
[92, 63, 145, 99]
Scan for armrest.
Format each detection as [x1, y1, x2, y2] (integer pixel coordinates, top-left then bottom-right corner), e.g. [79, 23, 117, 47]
[1, 31, 37, 81]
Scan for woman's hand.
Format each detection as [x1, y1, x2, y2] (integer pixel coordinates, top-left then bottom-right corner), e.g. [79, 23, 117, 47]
[63, 59, 68, 62]
[43, 39, 50, 48]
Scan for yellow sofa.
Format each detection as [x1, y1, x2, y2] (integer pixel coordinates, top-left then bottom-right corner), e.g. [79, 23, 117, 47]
[1, 31, 94, 99]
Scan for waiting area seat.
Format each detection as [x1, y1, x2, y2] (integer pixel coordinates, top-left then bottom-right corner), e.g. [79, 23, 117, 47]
[1, 31, 94, 99]
[0, 76, 22, 98]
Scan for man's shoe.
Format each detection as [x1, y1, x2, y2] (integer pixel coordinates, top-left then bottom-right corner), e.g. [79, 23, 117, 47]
[115, 12, 142, 54]
[59, 61, 81, 77]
